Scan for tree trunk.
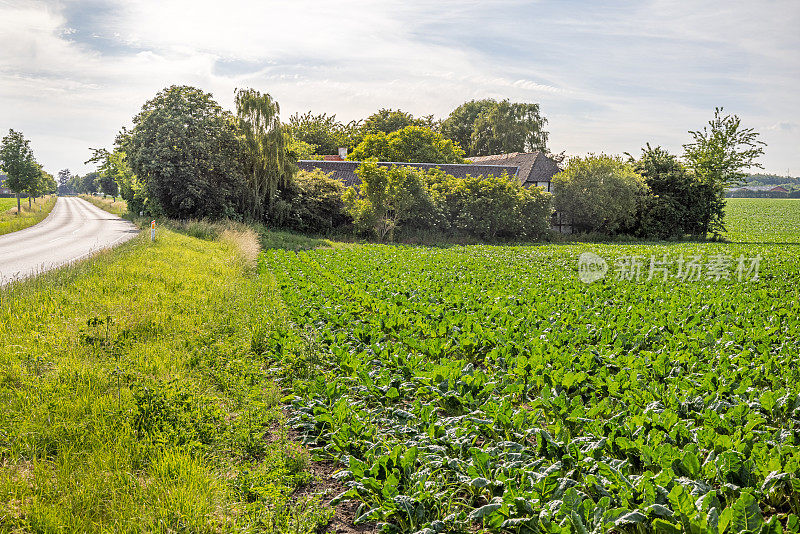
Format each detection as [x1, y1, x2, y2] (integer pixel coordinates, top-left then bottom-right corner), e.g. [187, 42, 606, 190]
[16, 192, 20, 215]
[28, 196, 32, 208]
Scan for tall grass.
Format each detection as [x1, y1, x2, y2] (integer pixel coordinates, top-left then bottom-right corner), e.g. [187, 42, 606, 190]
[78, 194, 128, 216]
[0, 225, 332, 532]
[0, 196, 57, 236]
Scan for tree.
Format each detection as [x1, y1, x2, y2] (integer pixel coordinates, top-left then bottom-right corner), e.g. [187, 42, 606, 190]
[471, 100, 549, 156]
[552, 154, 647, 234]
[57, 169, 74, 195]
[0, 129, 40, 213]
[287, 112, 360, 155]
[77, 172, 100, 194]
[120, 85, 248, 219]
[348, 125, 465, 164]
[440, 99, 497, 153]
[87, 148, 141, 208]
[235, 88, 291, 220]
[683, 108, 765, 235]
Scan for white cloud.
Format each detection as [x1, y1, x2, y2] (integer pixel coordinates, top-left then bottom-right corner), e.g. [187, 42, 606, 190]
[0, 0, 797, 175]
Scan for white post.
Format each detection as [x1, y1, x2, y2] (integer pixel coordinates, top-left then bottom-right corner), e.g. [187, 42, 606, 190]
[150, 220, 155, 242]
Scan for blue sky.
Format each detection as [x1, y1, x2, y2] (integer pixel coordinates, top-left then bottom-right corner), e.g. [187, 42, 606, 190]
[0, 0, 797, 176]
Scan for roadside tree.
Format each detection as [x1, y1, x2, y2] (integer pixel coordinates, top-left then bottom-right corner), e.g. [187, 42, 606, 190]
[121, 85, 248, 219]
[0, 129, 40, 213]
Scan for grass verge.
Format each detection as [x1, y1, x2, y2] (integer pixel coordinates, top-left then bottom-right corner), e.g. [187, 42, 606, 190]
[0, 223, 333, 532]
[79, 194, 128, 217]
[0, 196, 57, 236]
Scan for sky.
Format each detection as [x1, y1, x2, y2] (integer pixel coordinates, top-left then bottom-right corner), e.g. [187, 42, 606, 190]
[0, 0, 798, 176]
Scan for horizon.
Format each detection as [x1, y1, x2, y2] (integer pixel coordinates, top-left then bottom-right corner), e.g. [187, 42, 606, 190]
[0, 0, 798, 176]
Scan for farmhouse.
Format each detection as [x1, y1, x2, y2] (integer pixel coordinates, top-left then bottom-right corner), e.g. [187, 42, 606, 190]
[298, 151, 560, 191]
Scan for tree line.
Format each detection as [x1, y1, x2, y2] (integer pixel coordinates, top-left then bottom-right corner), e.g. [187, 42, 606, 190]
[0, 130, 57, 213]
[84, 85, 553, 226]
[4, 83, 763, 241]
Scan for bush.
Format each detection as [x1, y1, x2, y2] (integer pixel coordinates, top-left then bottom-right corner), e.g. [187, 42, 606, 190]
[628, 145, 718, 239]
[278, 169, 351, 233]
[552, 154, 647, 234]
[429, 171, 552, 239]
[342, 162, 553, 241]
[343, 160, 438, 240]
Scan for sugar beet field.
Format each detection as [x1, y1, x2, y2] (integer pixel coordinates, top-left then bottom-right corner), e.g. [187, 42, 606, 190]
[262, 199, 800, 533]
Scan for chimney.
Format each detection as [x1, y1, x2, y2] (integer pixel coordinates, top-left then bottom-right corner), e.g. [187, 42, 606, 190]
[338, 147, 348, 159]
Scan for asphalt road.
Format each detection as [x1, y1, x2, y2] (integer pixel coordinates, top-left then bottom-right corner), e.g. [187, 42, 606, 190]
[0, 197, 138, 285]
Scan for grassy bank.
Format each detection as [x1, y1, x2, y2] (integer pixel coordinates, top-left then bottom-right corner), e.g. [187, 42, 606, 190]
[0, 225, 332, 532]
[79, 194, 129, 217]
[0, 196, 57, 236]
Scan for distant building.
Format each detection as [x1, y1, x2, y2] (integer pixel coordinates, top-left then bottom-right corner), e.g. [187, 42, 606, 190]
[770, 186, 789, 193]
[0, 174, 13, 196]
[298, 151, 561, 191]
[468, 151, 561, 192]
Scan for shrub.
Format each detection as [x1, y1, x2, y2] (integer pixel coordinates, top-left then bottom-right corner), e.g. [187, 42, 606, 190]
[279, 169, 351, 233]
[428, 171, 552, 239]
[628, 144, 719, 239]
[343, 161, 438, 240]
[552, 154, 647, 234]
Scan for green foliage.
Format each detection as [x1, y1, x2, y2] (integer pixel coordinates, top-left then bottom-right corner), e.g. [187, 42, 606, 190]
[683, 108, 766, 236]
[428, 171, 553, 239]
[440, 99, 498, 154]
[552, 154, 648, 234]
[287, 111, 360, 155]
[86, 148, 140, 208]
[470, 99, 549, 156]
[344, 160, 437, 240]
[278, 168, 351, 233]
[121, 85, 249, 219]
[235, 88, 291, 220]
[628, 144, 719, 238]
[361, 108, 438, 135]
[0, 129, 40, 207]
[348, 125, 466, 164]
[684, 108, 766, 189]
[441, 99, 549, 156]
[264, 202, 800, 532]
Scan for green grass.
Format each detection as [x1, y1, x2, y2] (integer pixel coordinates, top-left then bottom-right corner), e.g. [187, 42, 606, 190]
[0, 198, 22, 212]
[0, 225, 332, 532]
[0, 196, 57, 236]
[79, 194, 129, 216]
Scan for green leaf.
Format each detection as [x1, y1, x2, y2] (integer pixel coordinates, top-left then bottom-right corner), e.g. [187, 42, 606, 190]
[730, 492, 763, 533]
[469, 503, 502, 520]
[683, 451, 701, 478]
[615, 511, 647, 526]
[569, 510, 589, 534]
[653, 518, 682, 534]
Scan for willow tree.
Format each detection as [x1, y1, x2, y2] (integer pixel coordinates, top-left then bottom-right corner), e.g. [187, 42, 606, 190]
[235, 88, 289, 220]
